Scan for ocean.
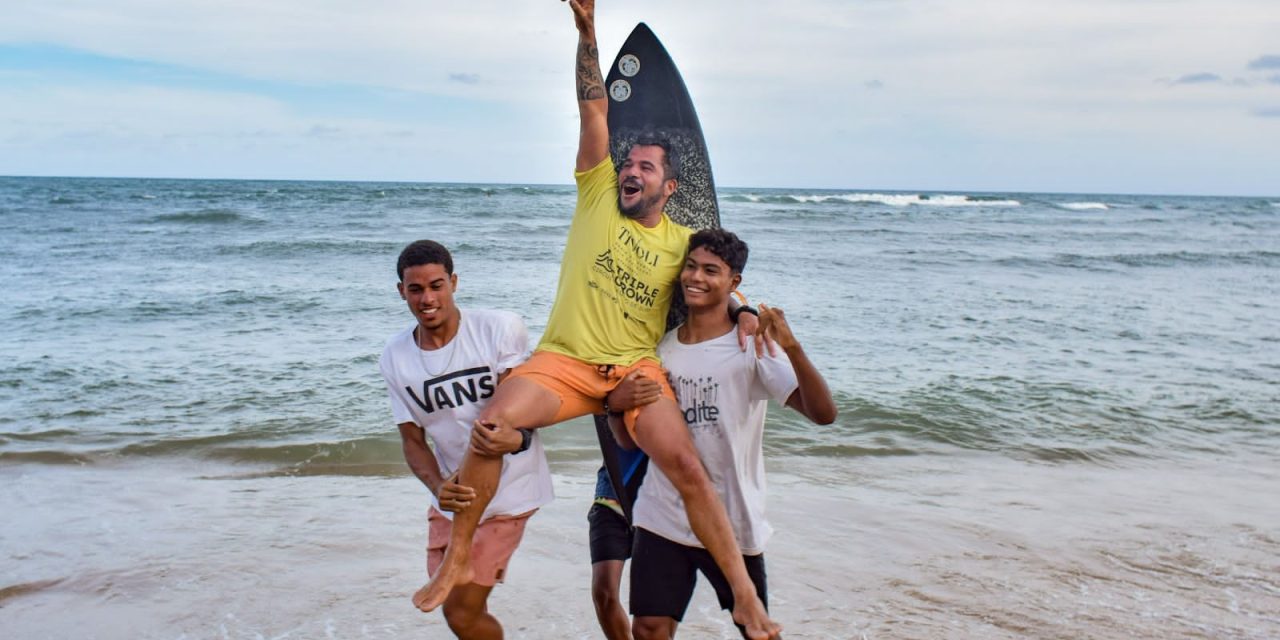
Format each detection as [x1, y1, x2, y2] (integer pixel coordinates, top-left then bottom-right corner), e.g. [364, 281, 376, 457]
[2, 176, 1277, 638]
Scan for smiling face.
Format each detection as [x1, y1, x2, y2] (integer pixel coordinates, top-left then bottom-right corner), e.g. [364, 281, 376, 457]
[680, 246, 742, 311]
[397, 263, 459, 335]
[617, 144, 677, 220]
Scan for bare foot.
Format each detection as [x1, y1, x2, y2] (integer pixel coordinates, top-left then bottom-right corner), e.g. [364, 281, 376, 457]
[411, 557, 474, 612]
[733, 595, 782, 640]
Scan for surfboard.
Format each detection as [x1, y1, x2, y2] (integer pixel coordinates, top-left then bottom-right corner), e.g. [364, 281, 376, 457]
[595, 22, 720, 524]
[605, 23, 720, 230]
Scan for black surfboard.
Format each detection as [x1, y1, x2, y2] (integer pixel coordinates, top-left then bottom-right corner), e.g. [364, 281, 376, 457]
[595, 23, 720, 524]
[605, 23, 720, 230]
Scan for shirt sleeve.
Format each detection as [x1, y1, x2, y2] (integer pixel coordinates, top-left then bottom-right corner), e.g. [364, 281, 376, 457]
[573, 156, 618, 217]
[752, 346, 799, 405]
[379, 345, 417, 426]
[495, 313, 531, 374]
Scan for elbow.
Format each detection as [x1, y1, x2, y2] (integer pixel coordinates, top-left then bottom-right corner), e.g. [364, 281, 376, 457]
[813, 406, 838, 426]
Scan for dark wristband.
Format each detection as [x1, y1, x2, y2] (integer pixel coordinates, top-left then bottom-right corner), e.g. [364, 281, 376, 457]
[729, 305, 758, 323]
[511, 428, 533, 455]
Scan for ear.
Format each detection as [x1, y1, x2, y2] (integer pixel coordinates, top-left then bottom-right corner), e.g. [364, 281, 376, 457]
[730, 273, 742, 290]
[397, 282, 406, 300]
[663, 178, 678, 198]
[449, 273, 458, 291]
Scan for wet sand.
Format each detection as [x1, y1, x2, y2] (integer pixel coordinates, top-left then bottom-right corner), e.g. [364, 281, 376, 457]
[3, 453, 1278, 639]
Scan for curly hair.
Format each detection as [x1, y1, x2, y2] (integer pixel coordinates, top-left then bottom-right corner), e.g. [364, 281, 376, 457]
[396, 240, 454, 280]
[688, 228, 748, 274]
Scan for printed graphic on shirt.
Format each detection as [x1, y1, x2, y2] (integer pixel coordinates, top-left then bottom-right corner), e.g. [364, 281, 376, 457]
[404, 366, 497, 414]
[588, 226, 666, 329]
[670, 374, 725, 438]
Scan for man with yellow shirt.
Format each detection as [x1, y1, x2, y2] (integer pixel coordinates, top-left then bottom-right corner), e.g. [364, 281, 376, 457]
[411, 1, 782, 638]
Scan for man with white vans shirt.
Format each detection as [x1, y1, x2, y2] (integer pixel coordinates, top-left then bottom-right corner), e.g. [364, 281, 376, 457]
[379, 239, 553, 640]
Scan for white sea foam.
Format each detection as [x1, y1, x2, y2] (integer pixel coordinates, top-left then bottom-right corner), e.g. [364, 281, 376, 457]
[729, 192, 1022, 207]
[1060, 202, 1110, 211]
[793, 193, 1020, 207]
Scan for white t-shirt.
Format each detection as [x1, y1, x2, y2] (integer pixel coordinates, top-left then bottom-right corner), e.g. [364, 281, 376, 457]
[633, 328, 798, 555]
[379, 309, 554, 521]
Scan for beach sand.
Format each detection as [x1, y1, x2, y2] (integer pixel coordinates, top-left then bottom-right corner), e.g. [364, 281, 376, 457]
[3, 451, 1277, 639]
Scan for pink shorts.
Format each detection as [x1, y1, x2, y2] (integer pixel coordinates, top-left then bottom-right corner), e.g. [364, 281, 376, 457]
[427, 507, 536, 587]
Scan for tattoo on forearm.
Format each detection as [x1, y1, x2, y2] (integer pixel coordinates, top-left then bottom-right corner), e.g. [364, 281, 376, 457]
[576, 39, 605, 101]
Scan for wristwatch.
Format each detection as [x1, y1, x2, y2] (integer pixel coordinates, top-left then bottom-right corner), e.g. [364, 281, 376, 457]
[729, 304, 759, 323]
[511, 428, 533, 455]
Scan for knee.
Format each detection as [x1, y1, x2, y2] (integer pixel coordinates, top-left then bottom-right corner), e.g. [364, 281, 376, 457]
[442, 602, 481, 634]
[591, 577, 621, 612]
[633, 616, 674, 640]
[475, 404, 510, 429]
[657, 448, 708, 492]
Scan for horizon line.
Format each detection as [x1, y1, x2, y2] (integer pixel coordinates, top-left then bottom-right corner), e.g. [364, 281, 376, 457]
[1, 173, 1275, 200]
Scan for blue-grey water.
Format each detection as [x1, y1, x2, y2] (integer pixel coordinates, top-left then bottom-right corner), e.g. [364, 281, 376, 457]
[2, 176, 1278, 639]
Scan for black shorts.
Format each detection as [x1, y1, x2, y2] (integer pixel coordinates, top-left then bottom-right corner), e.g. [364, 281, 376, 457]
[629, 527, 768, 625]
[588, 502, 634, 564]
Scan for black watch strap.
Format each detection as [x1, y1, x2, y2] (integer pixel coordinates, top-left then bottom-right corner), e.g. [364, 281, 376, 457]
[730, 305, 759, 323]
[511, 428, 533, 455]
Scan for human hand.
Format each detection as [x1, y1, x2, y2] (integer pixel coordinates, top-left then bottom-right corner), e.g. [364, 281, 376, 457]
[566, 0, 595, 35]
[758, 303, 798, 351]
[470, 419, 524, 456]
[736, 308, 778, 358]
[607, 370, 662, 412]
[435, 472, 476, 513]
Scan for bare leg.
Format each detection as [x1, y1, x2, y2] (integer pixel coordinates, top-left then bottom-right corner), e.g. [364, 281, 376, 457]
[633, 615, 678, 640]
[414, 377, 562, 612]
[633, 398, 781, 640]
[592, 559, 632, 640]
[412, 453, 497, 611]
[441, 582, 502, 640]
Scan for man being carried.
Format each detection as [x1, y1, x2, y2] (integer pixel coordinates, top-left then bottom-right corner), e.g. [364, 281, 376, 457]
[380, 240, 554, 639]
[608, 229, 837, 639]
[414, 1, 781, 638]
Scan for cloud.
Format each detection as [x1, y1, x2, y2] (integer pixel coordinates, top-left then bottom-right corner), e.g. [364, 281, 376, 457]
[1247, 54, 1280, 70]
[1254, 107, 1280, 118]
[4, 0, 1280, 194]
[307, 124, 342, 137]
[1268, 74, 1280, 85]
[1173, 72, 1223, 85]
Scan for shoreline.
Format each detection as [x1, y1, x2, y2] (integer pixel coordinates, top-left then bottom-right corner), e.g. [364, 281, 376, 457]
[3, 452, 1277, 639]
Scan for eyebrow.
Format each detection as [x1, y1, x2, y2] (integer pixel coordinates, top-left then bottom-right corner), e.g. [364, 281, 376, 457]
[408, 277, 447, 287]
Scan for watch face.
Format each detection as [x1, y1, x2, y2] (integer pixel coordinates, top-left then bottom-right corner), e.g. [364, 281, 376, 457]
[618, 54, 640, 77]
[609, 79, 632, 102]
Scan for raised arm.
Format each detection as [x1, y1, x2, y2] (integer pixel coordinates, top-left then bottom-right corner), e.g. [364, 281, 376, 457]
[759, 304, 838, 425]
[569, 0, 609, 171]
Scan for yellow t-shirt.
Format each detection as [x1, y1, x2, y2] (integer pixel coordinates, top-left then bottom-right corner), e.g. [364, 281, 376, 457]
[537, 157, 694, 365]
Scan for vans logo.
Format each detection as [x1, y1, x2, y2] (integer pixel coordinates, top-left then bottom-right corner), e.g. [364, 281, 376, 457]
[405, 366, 497, 413]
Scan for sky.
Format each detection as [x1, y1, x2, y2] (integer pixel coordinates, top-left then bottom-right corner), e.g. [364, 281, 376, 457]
[1, 0, 1277, 195]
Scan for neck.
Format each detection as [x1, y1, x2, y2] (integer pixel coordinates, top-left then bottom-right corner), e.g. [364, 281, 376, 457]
[415, 310, 461, 350]
[679, 302, 734, 343]
[634, 209, 663, 228]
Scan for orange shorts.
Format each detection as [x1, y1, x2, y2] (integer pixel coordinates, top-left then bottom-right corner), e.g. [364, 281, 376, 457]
[505, 350, 677, 438]
[427, 507, 535, 587]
